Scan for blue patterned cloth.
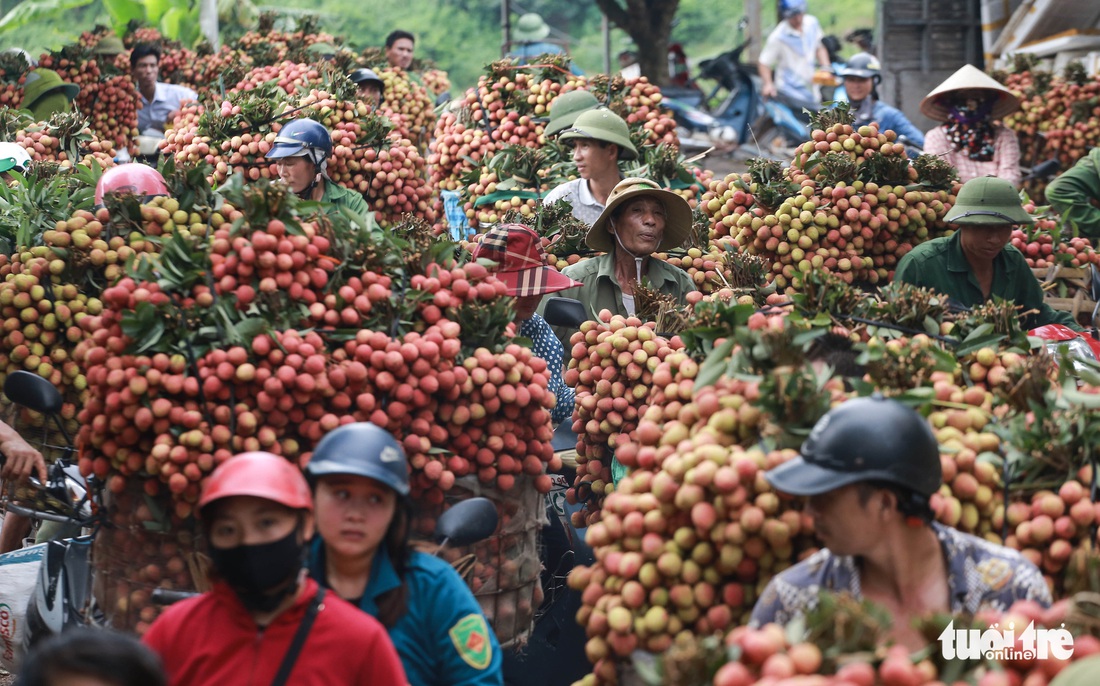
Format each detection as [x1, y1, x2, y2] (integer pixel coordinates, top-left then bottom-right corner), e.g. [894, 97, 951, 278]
[520, 314, 575, 424]
[441, 190, 469, 241]
[750, 522, 1052, 628]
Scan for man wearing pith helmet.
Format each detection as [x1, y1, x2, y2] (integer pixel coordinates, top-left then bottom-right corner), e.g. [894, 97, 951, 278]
[546, 177, 697, 321]
[542, 90, 599, 138]
[542, 108, 638, 225]
[894, 175, 1082, 331]
[750, 395, 1049, 650]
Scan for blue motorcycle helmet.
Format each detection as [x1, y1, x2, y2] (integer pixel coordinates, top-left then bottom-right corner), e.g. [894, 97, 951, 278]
[266, 118, 333, 168]
[780, 0, 807, 19]
[305, 422, 410, 496]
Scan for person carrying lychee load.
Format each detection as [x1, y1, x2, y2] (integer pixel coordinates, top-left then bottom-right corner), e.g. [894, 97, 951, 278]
[472, 223, 583, 424]
[20, 68, 79, 122]
[143, 451, 406, 686]
[541, 177, 697, 322]
[304, 424, 503, 686]
[837, 53, 923, 150]
[893, 176, 1083, 332]
[265, 118, 374, 225]
[1045, 147, 1100, 241]
[750, 395, 1051, 650]
[131, 43, 197, 136]
[921, 65, 1021, 185]
[542, 108, 638, 225]
[0, 417, 49, 553]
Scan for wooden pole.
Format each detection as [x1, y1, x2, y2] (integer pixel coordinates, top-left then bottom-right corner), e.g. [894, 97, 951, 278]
[746, 0, 762, 62]
[501, 0, 511, 58]
[603, 15, 611, 74]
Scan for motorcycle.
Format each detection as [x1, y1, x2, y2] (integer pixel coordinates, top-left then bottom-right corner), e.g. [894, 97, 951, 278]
[0, 371, 104, 661]
[662, 19, 806, 162]
[501, 296, 593, 686]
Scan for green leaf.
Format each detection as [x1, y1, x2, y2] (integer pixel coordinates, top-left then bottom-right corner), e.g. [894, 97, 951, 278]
[955, 333, 1005, 357]
[101, 0, 145, 32]
[696, 338, 736, 390]
[0, 0, 93, 33]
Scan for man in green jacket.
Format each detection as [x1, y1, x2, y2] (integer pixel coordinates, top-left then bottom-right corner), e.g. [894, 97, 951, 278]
[547, 177, 697, 323]
[894, 176, 1082, 331]
[265, 117, 373, 224]
[21, 68, 79, 121]
[1046, 147, 1100, 239]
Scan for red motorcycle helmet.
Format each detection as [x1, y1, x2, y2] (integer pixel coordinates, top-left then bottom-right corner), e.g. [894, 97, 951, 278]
[198, 452, 313, 515]
[94, 163, 169, 205]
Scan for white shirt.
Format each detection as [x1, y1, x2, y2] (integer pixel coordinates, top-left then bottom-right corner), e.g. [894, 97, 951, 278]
[759, 14, 824, 100]
[542, 178, 607, 226]
[138, 81, 199, 135]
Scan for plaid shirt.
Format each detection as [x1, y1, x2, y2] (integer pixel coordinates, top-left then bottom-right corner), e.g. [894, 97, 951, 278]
[924, 125, 1020, 186]
[749, 522, 1051, 629]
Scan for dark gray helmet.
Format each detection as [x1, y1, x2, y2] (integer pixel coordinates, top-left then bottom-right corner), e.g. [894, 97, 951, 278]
[305, 423, 410, 496]
[349, 68, 384, 92]
[839, 53, 881, 82]
[765, 395, 942, 497]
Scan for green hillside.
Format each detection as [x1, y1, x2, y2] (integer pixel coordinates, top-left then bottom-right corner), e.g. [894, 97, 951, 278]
[4, 0, 877, 91]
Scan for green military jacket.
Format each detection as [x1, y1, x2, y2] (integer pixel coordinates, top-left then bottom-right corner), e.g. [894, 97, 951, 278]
[548, 252, 696, 320]
[320, 180, 377, 229]
[1046, 147, 1100, 240]
[893, 231, 1082, 331]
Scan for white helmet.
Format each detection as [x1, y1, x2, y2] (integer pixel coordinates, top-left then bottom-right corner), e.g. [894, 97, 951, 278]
[0, 143, 31, 174]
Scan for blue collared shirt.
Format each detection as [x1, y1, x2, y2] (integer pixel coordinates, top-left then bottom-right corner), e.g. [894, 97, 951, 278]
[137, 81, 198, 134]
[749, 522, 1052, 629]
[308, 541, 503, 686]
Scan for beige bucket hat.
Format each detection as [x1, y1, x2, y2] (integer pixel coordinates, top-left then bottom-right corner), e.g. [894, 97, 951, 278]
[586, 178, 693, 253]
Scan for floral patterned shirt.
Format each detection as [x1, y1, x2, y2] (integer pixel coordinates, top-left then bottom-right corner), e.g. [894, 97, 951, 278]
[519, 314, 575, 424]
[749, 522, 1051, 628]
[923, 125, 1021, 186]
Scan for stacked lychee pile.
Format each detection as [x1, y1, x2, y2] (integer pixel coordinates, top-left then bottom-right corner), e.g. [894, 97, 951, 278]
[71, 177, 555, 634]
[161, 73, 434, 227]
[3, 109, 117, 170]
[36, 40, 139, 154]
[999, 58, 1100, 199]
[0, 48, 31, 108]
[428, 59, 690, 232]
[1011, 200, 1100, 270]
[561, 275, 1100, 685]
[704, 109, 961, 290]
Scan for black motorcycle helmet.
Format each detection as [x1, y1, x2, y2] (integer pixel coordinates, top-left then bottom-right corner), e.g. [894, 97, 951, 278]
[348, 68, 384, 93]
[765, 395, 942, 498]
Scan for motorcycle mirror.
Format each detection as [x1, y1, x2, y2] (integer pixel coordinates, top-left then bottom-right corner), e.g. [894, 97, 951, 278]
[1026, 158, 1061, 182]
[551, 421, 578, 452]
[435, 497, 498, 547]
[543, 297, 587, 329]
[4, 370, 63, 415]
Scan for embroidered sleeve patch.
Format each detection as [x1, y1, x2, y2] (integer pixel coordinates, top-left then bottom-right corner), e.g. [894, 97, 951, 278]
[448, 613, 492, 670]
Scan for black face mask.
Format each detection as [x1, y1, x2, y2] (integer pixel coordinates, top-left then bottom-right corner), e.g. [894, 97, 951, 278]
[209, 527, 307, 614]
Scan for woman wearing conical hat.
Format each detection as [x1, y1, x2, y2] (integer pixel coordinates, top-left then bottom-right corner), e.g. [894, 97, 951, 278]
[921, 64, 1022, 185]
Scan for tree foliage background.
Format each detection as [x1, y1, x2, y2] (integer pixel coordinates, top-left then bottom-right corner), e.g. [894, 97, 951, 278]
[2, 0, 873, 90]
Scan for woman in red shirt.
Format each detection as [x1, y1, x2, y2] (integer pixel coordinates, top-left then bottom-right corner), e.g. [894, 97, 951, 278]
[143, 451, 406, 686]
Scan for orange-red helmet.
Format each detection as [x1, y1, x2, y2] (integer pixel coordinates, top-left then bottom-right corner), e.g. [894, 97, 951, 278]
[198, 452, 313, 514]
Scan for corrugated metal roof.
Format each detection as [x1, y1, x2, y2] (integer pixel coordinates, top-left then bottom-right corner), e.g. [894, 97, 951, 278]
[992, 0, 1100, 55]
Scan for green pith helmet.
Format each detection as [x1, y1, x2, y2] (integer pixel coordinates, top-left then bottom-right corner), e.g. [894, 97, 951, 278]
[944, 176, 1033, 226]
[94, 35, 125, 56]
[1049, 655, 1100, 686]
[557, 108, 638, 160]
[544, 90, 600, 136]
[22, 69, 79, 108]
